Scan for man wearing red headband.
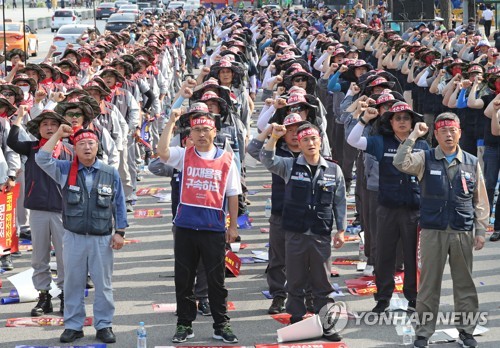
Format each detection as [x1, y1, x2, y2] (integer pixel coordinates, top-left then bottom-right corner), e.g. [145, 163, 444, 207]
[157, 106, 241, 344]
[394, 112, 489, 348]
[261, 122, 346, 341]
[35, 127, 128, 345]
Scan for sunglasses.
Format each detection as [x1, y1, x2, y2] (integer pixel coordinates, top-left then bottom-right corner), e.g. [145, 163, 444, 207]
[393, 115, 411, 122]
[1, 92, 15, 97]
[289, 105, 307, 113]
[292, 77, 307, 83]
[66, 112, 84, 118]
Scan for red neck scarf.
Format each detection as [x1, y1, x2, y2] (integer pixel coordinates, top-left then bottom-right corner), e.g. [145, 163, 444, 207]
[0, 112, 8, 118]
[38, 138, 63, 158]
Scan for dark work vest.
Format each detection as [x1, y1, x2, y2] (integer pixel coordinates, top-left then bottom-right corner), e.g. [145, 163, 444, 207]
[281, 159, 339, 235]
[378, 136, 425, 209]
[62, 163, 115, 235]
[271, 144, 297, 216]
[420, 149, 477, 231]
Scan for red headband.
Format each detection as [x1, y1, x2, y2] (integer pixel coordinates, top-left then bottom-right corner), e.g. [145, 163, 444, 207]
[297, 127, 320, 142]
[191, 117, 215, 128]
[73, 131, 98, 144]
[435, 119, 460, 130]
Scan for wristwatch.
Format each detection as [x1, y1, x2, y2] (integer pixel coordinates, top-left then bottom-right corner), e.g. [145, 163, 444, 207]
[115, 230, 125, 237]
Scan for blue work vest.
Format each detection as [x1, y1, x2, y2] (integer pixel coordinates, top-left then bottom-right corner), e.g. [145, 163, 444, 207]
[420, 149, 477, 231]
[281, 159, 339, 235]
[378, 136, 425, 209]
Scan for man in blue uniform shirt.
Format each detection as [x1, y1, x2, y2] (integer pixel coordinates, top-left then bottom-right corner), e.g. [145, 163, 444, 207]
[36, 125, 128, 345]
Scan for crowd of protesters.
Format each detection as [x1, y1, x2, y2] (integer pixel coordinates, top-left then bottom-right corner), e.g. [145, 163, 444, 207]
[0, 1, 496, 347]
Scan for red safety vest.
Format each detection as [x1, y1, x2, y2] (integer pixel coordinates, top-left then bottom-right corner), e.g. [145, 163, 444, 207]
[180, 146, 233, 210]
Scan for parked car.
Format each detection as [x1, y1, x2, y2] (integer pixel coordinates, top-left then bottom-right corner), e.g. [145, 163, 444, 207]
[53, 24, 101, 56]
[0, 22, 38, 57]
[51, 9, 81, 33]
[105, 13, 137, 32]
[96, 2, 116, 20]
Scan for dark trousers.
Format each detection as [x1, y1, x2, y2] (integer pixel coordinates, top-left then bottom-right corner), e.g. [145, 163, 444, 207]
[172, 225, 208, 300]
[285, 232, 333, 323]
[483, 145, 500, 230]
[174, 227, 229, 329]
[375, 206, 419, 302]
[185, 48, 194, 74]
[341, 142, 358, 191]
[363, 189, 379, 265]
[267, 214, 287, 299]
[485, 20, 492, 37]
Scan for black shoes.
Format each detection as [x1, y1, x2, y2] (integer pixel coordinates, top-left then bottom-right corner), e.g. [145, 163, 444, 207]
[31, 290, 53, 317]
[458, 330, 478, 348]
[60, 329, 84, 343]
[323, 332, 342, 342]
[372, 299, 390, 313]
[490, 231, 500, 241]
[413, 336, 429, 348]
[305, 295, 314, 313]
[213, 324, 238, 343]
[268, 296, 286, 314]
[198, 299, 211, 316]
[96, 327, 116, 343]
[407, 300, 416, 312]
[1, 255, 14, 271]
[19, 229, 32, 240]
[172, 325, 194, 343]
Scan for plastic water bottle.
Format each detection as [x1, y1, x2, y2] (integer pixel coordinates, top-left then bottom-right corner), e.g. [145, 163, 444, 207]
[265, 198, 272, 218]
[402, 324, 413, 346]
[137, 322, 147, 348]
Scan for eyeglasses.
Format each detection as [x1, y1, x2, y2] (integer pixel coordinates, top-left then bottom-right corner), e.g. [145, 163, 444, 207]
[289, 105, 306, 113]
[393, 115, 411, 122]
[191, 127, 214, 134]
[1, 92, 15, 97]
[66, 112, 84, 118]
[292, 77, 307, 83]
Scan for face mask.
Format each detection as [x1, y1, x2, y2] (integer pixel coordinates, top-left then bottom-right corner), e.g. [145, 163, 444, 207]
[19, 86, 30, 96]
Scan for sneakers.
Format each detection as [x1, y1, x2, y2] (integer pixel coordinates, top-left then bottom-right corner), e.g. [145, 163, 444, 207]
[372, 299, 389, 314]
[458, 330, 478, 348]
[1, 255, 14, 271]
[407, 300, 416, 312]
[197, 299, 211, 316]
[172, 325, 194, 343]
[413, 336, 429, 348]
[213, 324, 238, 343]
[363, 264, 374, 276]
[490, 231, 500, 241]
[268, 296, 286, 314]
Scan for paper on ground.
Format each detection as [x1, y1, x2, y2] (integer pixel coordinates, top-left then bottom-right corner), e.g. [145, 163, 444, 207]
[357, 262, 367, 271]
[8, 268, 61, 302]
[252, 250, 269, 261]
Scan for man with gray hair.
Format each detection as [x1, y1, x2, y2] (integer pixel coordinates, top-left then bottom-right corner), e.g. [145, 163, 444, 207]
[393, 112, 489, 348]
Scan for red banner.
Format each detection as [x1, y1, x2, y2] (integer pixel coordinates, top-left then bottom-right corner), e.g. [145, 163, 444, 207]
[333, 258, 362, 265]
[345, 272, 404, 296]
[134, 208, 163, 219]
[257, 343, 348, 348]
[6, 316, 92, 327]
[0, 185, 20, 254]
